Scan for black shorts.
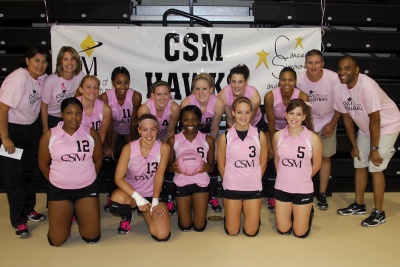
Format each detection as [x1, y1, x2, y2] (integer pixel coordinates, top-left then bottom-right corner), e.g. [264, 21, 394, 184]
[175, 184, 209, 197]
[48, 180, 99, 202]
[223, 189, 263, 200]
[274, 189, 313, 205]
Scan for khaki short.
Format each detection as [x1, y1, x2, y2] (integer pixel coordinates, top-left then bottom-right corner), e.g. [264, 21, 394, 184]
[317, 127, 337, 158]
[354, 132, 399, 172]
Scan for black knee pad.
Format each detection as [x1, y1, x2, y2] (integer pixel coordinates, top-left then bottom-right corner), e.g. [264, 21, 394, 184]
[293, 228, 310, 238]
[109, 201, 132, 220]
[277, 227, 293, 236]
[178, 221, 193, 232]
[151, 232, 171, 242]
[193, 220, 207, 232]
[82, 234, 101, 244]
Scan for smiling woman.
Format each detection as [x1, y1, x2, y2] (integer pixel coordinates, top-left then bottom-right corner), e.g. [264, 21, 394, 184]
[0, 45, 50, 238]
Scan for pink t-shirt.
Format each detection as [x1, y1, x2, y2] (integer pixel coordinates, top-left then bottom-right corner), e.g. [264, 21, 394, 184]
[222, 125, 262, 191]
[48, 122, 96, 189]
[275, 126, 314, 194]
[297, 69, 339, 132]
[106, 88, 135, 135]
[76, 96, 104, 132]
[125, 139, 162, 198]
[173, 131, 210, 188]
[264, 87, 300, 130]
[333, 74, 400, 136]
[224, 84, 262, 126]
[188, 94, 217, 133]
[0, 68, 46, 124]
[144, 98, 172, 141]
[42, 71, 85, 117]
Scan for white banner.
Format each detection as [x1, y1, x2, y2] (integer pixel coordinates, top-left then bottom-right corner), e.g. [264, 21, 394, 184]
[51, 25, 320, 103]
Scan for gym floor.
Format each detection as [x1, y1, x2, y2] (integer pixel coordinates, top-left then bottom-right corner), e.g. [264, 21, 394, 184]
[0, 192, 399, 267]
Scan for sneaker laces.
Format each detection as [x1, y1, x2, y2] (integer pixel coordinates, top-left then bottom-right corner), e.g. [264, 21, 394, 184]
[268, 198, 275, 207]
[167, 201, 174, 211]
[29, 211, 39, 217]
[17, 224, 27, 231]
[120, 220, 131, 231]
[209, 198, 220, 207]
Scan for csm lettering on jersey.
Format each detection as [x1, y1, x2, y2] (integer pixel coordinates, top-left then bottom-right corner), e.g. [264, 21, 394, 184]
[61, 153, 87, 162]
[134, 174, 152, 181]
[234, 159, 255, 168]
[282, 158, 302, 168]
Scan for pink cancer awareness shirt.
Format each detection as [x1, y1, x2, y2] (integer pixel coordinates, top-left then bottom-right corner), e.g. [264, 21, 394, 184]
[0, 68, 46, 124]
[106, 88, 134, 135]
[42, 71, 84, 117]
[222, 125, 262, 191]
[297, 69, 339, 132]
[264, 87, 300, 130]
[333, 74, 400, 137]
[173, 131, 210, 188]
[49, 122, 96, 189]
[275, 126, 314, 194]
[125, 139, 162, 198]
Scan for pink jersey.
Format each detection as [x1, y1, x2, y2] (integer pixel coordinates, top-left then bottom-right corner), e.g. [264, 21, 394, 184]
[333, 74, 400, 137]
[188, 94, 217, 133]
[48, 122, 96, 189]
[264, 87, 300, 130]
[0, 68, 46, 124]
[125, 139, 162, 198]
[42, 72, 85, 117]
[106, 88, 135, 135]
[222, 125, 262, 191]
[144, 98, 172, 140]
[76, 96, 104, 132]
[224, 84, 262, 126]
[173, 131, 210, 187]
[275, 126, 314, 194]
[297, 69, 339, 132]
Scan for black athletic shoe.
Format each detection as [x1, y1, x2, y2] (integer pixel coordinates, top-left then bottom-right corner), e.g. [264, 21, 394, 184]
[337, 201, 366, 215]
[15, 224, 30, 238]
[316, 192, 329, 210]
[208, 197, 222, 213]
[361, 209, 386, 227]
[104, 195, 111, 212]
[267, 197, 275, 213]
[27, 211, 46, 222]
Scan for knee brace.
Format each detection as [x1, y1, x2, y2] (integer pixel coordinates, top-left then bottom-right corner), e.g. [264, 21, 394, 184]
[277, 227, 293, 236]
[82, 234, 101, 244]
[109, 201, 132, 221]
[193, 220, 207, 232]
[178, 221, 193, 232]
[293, 228, 310, 238]
[151, 232, 171, 242]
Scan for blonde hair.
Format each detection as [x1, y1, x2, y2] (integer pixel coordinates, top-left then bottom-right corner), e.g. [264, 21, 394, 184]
[74, 75, 100, 97]
[191, 73, 215, 92]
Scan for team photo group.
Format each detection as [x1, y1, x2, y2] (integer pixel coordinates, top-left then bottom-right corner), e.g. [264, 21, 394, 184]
[0, 42, 399, 246]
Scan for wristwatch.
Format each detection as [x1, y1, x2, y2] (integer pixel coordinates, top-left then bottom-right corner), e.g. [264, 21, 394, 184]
[370, 146, 379, 151]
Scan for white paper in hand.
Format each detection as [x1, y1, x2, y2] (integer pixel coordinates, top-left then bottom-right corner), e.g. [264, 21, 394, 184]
[0, 145, 23, 160]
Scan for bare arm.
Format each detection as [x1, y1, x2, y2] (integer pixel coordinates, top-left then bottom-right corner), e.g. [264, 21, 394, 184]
[342, 112, 360, 161]
[166, 101, 180, 141]
[250, 90, 261, 125]
[98, 103, 112, 145]
[38, 130, 51, 181]
[40, 101, 50, 133]
[167, 135, 178, 174]
[311, 133, 323, 177]
[298, 91, 310, 102]
[272, 131, 280, 171]
[217, 133, 227, 179]
[153, 142, 170, 199]
[259, 131, 268, 177]
[265, 92, 277, 142]
[201, 135, 215, 173]
[90, 128, 103, 175]
[130, 91, 142, 141]
[218, 88, 234, 128]
[114, 143, 135, 195]
[368, 111, 383, 166]
[0, 102, 14, 154]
